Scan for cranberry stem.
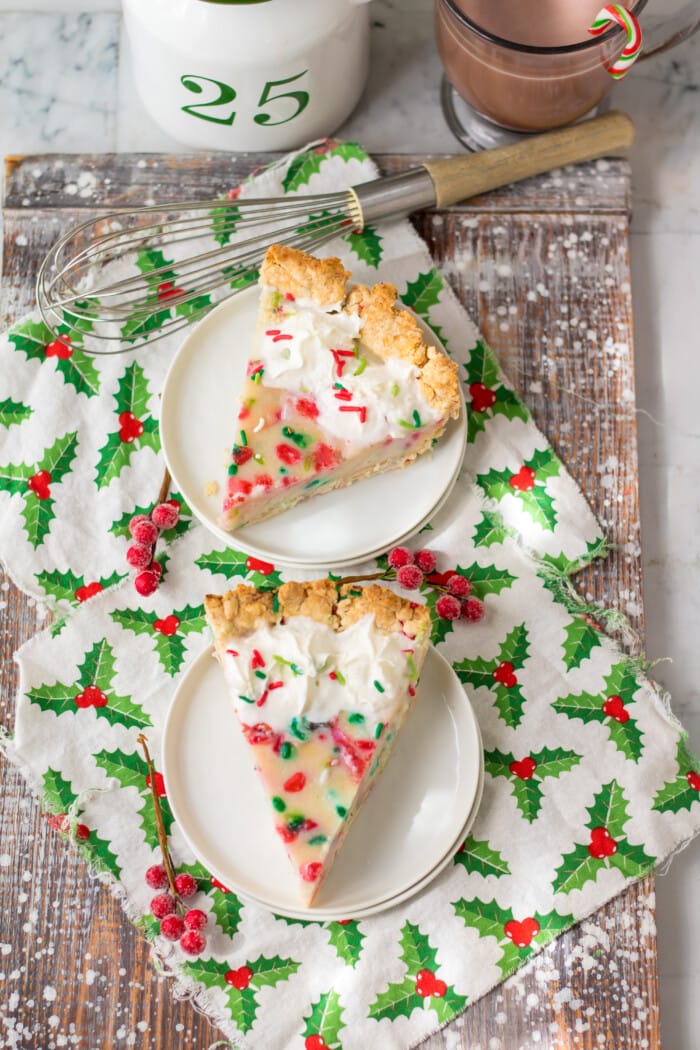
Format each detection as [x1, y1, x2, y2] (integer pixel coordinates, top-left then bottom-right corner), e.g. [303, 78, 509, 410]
[137, 733, 178, 899]
[156, 466, 171, 507]
[333, 569, 392, 587]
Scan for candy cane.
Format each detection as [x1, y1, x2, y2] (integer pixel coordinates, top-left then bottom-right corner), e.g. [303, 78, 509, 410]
[589, 4, 643, 79]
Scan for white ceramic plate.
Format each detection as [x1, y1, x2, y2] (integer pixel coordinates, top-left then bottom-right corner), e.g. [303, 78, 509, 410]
[163, 644, 483, 921]
[160, 288, 466, 569]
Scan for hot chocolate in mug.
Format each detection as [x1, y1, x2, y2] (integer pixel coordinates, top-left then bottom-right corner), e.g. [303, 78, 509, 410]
[123, 0, 373, 150]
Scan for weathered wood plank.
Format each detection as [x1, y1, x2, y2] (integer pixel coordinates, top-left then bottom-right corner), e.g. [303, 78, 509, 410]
[0, 152, 656, 1050]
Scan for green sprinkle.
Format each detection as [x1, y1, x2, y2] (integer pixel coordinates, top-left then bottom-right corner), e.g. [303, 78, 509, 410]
[348, 712, 365, 724]
[280, 742, 296, 760]
[272, 796, 286, 812]
[254, 669, 266, 680]
[239, 429, 248, 446]
[391, 383, 400, 397]
[406, 654, 418, 681]
[238, 694, 255, 704]
[273, 655, 302, 676]
[333, 383, 345, 391]
[332, 669, 346, 686]
[373, 680, 385, 693]
[305, 478, 322, 489]
[353, 357, 367, 376]
[270, 291, 281, 309]
[272, 593, 280, 613]
[287, 812, 305, 830]
[227, 463, 238, 476]
[412, 409, 422, 428]
[279, 466, 287, 475]
[398, 418, 413, 429]
[253, 453, 265, 464]
[282, 426, 310, 448]
[308, 834, 327, 846]
[336, 805, 348, 818]
[290, 716, 308, 740]
[252, 370, 263, 384]
[374, 722, 384, 739]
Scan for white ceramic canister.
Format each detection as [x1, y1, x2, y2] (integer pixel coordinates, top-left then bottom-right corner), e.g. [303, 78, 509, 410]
[123, 0, 373, 151]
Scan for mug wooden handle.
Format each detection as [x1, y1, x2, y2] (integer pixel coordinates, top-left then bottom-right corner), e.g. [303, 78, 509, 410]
[423, 110, 635, 208]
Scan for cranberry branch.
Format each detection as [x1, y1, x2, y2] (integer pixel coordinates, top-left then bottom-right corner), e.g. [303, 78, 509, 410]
[138, 733, 178, 896]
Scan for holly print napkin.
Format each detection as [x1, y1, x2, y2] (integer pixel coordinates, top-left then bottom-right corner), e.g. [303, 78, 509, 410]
[1, 140, 699, 1050]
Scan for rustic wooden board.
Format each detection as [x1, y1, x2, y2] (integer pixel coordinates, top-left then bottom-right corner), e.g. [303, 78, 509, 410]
[0, 152, 658, 1049]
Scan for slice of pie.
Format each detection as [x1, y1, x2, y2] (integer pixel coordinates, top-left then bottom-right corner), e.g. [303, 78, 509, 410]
[204, 579, 432, 906]
[221, 244, 461, 530]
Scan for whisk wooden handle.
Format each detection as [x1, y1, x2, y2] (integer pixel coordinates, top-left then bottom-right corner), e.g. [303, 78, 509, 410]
[422, 110, 635, 208]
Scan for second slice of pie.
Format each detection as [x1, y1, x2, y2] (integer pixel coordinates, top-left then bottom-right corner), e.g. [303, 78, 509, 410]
[221, 245, 461, 530]
[205, 579, 432, 906]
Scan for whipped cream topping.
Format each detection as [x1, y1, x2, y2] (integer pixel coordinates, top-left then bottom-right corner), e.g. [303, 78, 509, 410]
[257, 303, 439, 451]
[221, 614, 420, 733]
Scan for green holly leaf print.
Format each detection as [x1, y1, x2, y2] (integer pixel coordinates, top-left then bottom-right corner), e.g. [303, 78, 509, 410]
[303, 989, 345, 1048]
[400, 270, 445, 345]
[490, 386, 530, 425]
[210, 890, 244, 939]
[472, 510, 510, 549]
[346, 225, 383, 268]
[249, 953, 300, 989]
[399, 922, 438, 974]
[28, 639, 152, 731]
[43, 768, 78, 814]
[185, 954, 301, 1034]
[368, 977, 425, 1023]
[94, 747, 174, 849]
[210, 201, 241, 246]
[36, 568, 126, 608]
[454, 835, 511, 878]
[41, 431, 79, 480]
[87, 830, 122, 882]
[464, 339, 499, 389]
[552, 660, 643, 762]
[327, 919, 365, 968]
[8, 316, 100, 397]
[112, 603, 207, 677]
[531, 746, 582, 780]
[653, 737, 700, 815]
[0, 398, 32, 428]
[21, 492, 54, 549]
[552, 779, 655, 896]
[282, 152, 326, 193]
[135, 248, 177, 289]
[562, 615, 603, 671]
[96, 363, 160, 489]
[454, 562, 516, 600]
[0, 458, 32, 494]
[331, 142, 367, 163]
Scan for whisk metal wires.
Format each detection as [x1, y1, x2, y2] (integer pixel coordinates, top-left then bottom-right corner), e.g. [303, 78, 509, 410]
[36, 189, 362, 354]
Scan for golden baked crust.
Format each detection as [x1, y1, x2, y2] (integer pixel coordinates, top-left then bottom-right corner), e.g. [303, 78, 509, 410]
[204, 580, 431, 647]
[260, 244, 349, 308]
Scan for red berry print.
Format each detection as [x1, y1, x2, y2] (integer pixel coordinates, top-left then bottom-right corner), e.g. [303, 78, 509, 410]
[305, 1037, 327, 1050]
[150, 893, 176, 919]
[44, 335, 73, 359]
[509, 756, 537, 780]
[27, 470, 51, 500]
[504, 916, 540, 948]
[129, 516, 159, 545]
[210, 876, 231, 893]
[313, 443, 339, 471]
[388, 546, 414, 569]
[588, 826, 617, 859]
[396, 564, 424, 590]
[151, 501, 180, 529]
[126, 543, 153, 569]
[447, 573, 471, 598]
[157, 282, 184, 301]
[227, 186, 242, 200]
[469, 382, 497, 413]
[153, 615, 180, 636]
[76, 823, 90, 841]
[184, 909, 208, 931]
[276, 443, 302, 465]
[435, 594, 461, 621]
[74, 685, 108, 709]
[687, 770, 700, 792]
[245, 556, 275, 576]
[75, 581, 103, 602]
[493, 661, 517, 687]
[296, 397, 319, 420]
[146, 771, 166, 797]
[160, 914, 185, 941]
[283, 772, 306, 793]
[415, 969, 447, 998]
[414, 549, 437, 573]
[509, 465, 536, 491]
[461, 597, 485, 622]
[179, 930, 206, 956]
[174, 872, 197, 899]
[602, 695, 630, 724]
[225, 966, 252, 990]
[134, 570, 159, 597]
[145, 864, 168, 890]
[300, 861, 323, 883]
[118, 411, 144, 443]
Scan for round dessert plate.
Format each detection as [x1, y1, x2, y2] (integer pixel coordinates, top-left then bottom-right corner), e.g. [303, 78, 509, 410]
[160, 287, 467, 569]
[163, 643, 483, 921]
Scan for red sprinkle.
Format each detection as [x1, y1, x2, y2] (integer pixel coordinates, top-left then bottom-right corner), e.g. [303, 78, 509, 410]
[226, 648, 239, 657]
[283, 772, 307, 793]
[264, 329, 280, 336]
[409, 685, 417, 697]
[285, 292, 295, 301]
[256, 689, 269, 707]
[268, 680, 284, 691]
[339, 405, 367, 424]
[330, 348, 355, 377]
[334, 388, 353, 401]
[272, 333, 293, 342]
[251, 649, 265, 669]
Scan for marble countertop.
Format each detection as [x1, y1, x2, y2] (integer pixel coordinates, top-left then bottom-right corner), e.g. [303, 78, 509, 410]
[0, 1, 698, 1047]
